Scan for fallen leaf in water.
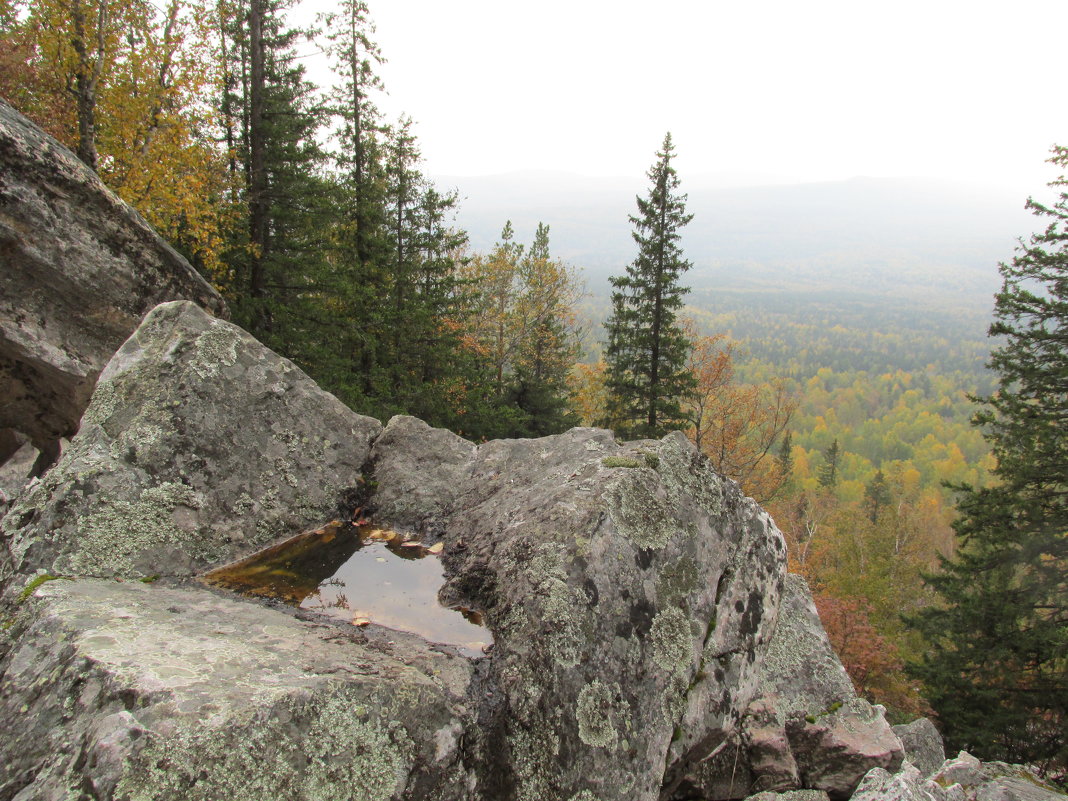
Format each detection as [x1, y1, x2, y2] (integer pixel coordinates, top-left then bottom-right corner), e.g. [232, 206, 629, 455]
[352, 616, 370, 627]
[427, 542, 444, 555]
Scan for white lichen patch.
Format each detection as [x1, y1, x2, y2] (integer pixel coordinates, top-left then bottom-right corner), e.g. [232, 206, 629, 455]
[525, 545, 588, 668]
[603, 468, 676, 550]
[81, 379, 121, 426]
[190, 324, 239, 379]
[301, 692, 413, 801]
[656, 433, 723, 519]
[115, 689, 414, 801]
[512, 721, 561, 801]
[576, 680, 630, 749]
[69, 482, 208, 576]
[650, 607, 694, 675]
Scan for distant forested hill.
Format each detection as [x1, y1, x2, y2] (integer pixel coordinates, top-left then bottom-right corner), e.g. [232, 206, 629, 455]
[445, 172, 1035, 384]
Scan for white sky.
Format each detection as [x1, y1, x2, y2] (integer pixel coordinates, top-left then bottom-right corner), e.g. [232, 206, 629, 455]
[296, 0, 1068, 192]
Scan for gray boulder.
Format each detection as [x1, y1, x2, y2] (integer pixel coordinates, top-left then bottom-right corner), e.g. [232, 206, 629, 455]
[0, 300, 381, 589]
[0, 577, 474, 801]
[677, 574, 903, 799]
[369, 423, 789, 801]
[850, 763, 947, 801]
[894, 718, 946, 778]
[929, 754, 1067, 801]
[745, 792, 831, 801]
[0, 100, 226, 462]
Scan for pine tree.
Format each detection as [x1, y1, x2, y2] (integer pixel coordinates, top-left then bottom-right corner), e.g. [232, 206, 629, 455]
[908, 147, 1068, 770]
[603, 132, 695, 439]
[217, 0, 333, 360]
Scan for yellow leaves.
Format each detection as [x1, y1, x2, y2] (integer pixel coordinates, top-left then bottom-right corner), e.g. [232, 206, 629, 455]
[6, 0, 236, 279]
[568, 360, 608, 427]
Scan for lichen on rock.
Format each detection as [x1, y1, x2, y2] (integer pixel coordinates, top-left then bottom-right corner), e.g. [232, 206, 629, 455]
[65, 480, 207, 576]
[603, 466, 677, 549]
[651, 606, 695, 675]
[577, 680, 630, 749]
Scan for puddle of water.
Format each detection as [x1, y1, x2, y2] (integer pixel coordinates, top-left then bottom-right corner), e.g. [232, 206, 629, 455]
[201, 521, 490, 657]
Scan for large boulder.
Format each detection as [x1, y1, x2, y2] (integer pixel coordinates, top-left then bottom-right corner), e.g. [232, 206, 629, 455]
[894, 718, 946, 779]
[0, 577, 475, 801]
[0, 100, 226, 460]
[675, 574, 903, 800]
[369, 420, 789, 801]
[0, 300, 381, 589]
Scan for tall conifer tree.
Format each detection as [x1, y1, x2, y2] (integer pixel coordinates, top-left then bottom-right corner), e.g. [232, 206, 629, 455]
[603, 132, 695, 439]
[908, 147, 1068, 769]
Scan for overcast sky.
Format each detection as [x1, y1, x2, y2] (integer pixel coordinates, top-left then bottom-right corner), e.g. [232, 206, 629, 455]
[297, 0, 1068, 193]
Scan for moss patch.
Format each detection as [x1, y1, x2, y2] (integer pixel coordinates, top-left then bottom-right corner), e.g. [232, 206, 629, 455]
[17, 573, 63, 602]
[601, 456, 643, 469]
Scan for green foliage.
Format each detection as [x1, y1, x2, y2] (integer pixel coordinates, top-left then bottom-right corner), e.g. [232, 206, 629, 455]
[461, 221, 584, 438]
[908, 148, 1068, 770]
[603, 132, 695, 439]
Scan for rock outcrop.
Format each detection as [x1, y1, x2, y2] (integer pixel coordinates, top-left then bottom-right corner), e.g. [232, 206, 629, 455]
[0, 300, 381, 587]
[1, 299, 916, 801]
[0, 300, 797, 801]
[676, 575, 903, 800]
[369, 417, 789, 801]
[847, 752, 1067, 801]
[0, 100, 226, 463]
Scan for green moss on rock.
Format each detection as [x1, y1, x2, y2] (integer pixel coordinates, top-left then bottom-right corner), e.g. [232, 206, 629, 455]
[601, 456, 643, 469]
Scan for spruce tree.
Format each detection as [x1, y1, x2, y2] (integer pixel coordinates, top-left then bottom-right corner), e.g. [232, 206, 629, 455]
[818, 438, 840, 488]
[908, 147, 1068, 769]
[603, 132, 695, 439]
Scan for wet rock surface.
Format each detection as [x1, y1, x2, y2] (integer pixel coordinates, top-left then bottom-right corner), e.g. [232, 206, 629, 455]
[0, 100, 226, 456]
[0, 301, 381, 588]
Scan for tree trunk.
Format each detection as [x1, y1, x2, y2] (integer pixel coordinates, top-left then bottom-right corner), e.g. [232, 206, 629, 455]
[247, 0, 268, 328]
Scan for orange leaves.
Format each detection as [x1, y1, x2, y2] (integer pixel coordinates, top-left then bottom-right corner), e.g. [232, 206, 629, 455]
[815, 592, 929, 717]
[683, 329, 797, 503]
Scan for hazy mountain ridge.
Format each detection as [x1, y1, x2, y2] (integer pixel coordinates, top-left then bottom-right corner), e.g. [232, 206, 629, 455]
[441, 172, 1036, 305]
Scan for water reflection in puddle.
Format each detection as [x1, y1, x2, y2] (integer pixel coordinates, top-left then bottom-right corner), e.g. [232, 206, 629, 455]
[201, 521, 490, 657]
